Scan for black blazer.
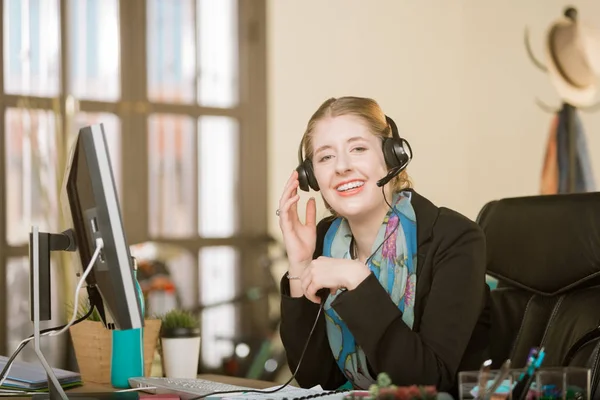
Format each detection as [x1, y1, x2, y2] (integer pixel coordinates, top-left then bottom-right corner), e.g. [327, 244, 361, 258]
[279, 189, 491, 393]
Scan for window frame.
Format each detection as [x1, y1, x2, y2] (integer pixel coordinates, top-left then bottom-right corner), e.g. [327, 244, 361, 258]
[0, 0, 269, 365]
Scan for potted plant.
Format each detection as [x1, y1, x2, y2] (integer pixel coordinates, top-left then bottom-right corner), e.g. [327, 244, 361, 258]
[159, 309, 201, 379]
[69, 298, 162, 384]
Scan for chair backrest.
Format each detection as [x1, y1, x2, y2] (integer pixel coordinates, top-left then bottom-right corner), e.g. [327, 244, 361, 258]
[477, 192, 600, 399]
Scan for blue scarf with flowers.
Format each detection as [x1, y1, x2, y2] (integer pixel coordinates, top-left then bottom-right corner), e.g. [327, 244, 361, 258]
[321, 191, 418, 389]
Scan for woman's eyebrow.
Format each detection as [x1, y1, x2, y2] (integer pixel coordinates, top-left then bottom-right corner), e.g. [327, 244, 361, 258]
[314, 136, 367, 156]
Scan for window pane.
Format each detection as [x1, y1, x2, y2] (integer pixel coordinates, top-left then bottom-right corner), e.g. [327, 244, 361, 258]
[198, 116, 238, 237]
[5, 108, 58, 246]
[3, 0, 60, 96]
[197, 0, 238, 108]
[199, 246, 238, 369]
[6, 257, 65, 365]
[147, 0, 195, 103]
[68, 0, 120, 100]
[74, 113, 122, 200]
[148, 114, 196, 238]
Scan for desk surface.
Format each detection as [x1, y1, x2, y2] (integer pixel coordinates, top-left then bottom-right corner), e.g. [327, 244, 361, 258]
[69, 374, 275, 393]
[6, 375, 275, 398]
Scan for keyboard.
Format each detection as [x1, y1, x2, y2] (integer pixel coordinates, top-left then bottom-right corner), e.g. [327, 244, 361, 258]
[128, 376, 254, 399]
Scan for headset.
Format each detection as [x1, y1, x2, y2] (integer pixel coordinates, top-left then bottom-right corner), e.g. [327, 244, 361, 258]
[296, 115, 413, 192]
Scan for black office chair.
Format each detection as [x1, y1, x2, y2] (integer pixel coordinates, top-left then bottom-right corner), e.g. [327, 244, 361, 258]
[477, 192, 600, 399]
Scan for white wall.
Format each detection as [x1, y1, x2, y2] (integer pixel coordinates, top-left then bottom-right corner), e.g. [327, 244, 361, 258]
[267, 0, 600, 239]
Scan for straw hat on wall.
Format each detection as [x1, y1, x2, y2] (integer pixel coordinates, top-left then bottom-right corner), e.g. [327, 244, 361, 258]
[544, 8, 600, 107]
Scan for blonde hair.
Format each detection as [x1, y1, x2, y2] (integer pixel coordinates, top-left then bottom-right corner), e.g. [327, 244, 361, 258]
[300, 96, 412, 199]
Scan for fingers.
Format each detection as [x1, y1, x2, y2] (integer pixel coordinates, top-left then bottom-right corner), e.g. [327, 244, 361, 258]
[305, 197, 316, 227]
[278, 171, 301, 229]
[280, 194, 301, 227]
[301, 258, 351, 303]
[278, 171, 296, 206]
[282, 169, 297, 192]
[280, 179, 299, 208]
[304, 281, 321, 304]
[300, 265, 324, 304]
[290, 184, 299, 219]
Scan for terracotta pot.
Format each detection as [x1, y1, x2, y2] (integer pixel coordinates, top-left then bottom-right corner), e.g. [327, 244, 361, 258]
[69, 319, 162, 384]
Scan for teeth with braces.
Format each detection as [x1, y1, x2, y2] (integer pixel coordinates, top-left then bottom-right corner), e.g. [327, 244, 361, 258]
[337, 181, 364, 191]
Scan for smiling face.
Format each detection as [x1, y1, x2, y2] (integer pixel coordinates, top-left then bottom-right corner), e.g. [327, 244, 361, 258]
[311, 114, 392, 220]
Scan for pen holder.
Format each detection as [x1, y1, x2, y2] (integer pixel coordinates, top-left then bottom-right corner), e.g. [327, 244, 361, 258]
[459, 369, 514, 399]
[459, 367, 591, 400]
[535, 367, 590, 400]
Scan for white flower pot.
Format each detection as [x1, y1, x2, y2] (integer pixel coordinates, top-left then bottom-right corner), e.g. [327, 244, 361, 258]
[161, 327, 201, 379]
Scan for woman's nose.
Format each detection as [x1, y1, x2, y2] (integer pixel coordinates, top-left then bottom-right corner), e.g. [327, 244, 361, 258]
[334, 153, 352, 174]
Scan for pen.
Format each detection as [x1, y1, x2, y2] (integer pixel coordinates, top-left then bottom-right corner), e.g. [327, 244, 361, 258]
[513, 347, 545, 400]
[476, 359, 492, 399]
[517, 348, 539, 381]
[485, 359, 512, 396]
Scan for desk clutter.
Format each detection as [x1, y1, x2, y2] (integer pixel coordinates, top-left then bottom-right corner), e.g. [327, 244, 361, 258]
[459, 348, 590, 399]
[0, 355, 82, 393]
[128, 373, 448, 400]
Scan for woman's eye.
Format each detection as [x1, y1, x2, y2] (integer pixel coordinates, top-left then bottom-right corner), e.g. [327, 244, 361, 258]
[353, 146, 367, 152]
[318, 155, 333, 162]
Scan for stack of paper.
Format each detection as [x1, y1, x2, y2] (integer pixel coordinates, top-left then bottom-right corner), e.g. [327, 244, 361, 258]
[0, 356, 81, 392]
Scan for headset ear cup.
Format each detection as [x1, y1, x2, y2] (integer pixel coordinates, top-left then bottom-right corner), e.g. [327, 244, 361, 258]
[304, 159, 320, 191]
[382, 137, 409, 170]
[296, 159, 319, 192]
[382, 138, 398, 169]
[296, 163, 311, 192]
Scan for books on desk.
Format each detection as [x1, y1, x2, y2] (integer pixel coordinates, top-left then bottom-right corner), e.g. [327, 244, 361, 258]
[0, 355, 82, 391]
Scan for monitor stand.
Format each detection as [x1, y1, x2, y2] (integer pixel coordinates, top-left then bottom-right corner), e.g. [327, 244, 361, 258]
[28, 227, 136, 400]
[29, 225, 72, 400]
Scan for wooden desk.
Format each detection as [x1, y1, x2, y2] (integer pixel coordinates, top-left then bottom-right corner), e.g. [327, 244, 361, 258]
[65, 374, 275, 394]
[195, 374, 274, 389]
[4, 375, 275, 398]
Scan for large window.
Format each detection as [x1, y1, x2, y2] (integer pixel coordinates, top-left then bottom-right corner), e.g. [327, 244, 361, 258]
[0, 0, 268, 372]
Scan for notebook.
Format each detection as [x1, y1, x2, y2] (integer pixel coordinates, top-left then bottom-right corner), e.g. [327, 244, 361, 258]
[0, 355, 82, 391]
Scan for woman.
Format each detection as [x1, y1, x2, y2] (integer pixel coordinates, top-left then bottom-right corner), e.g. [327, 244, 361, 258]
[277, 96, 490, 393]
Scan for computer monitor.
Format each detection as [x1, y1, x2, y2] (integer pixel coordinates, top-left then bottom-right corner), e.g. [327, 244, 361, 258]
[59, 123, 143, 330]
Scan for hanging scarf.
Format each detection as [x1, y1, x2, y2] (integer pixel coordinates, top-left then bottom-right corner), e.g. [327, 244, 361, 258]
[322, 191, 418, 389]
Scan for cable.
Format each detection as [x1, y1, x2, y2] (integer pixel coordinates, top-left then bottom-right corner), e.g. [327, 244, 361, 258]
[0, 237, 104, 387]
[381, 187, 402, 230]
[50, 238, 104, 337]
[188, 189, 402, 400]
[355, 187, 401, 266]
[0, 305, 96, 387]
[188, 302, 327, 400]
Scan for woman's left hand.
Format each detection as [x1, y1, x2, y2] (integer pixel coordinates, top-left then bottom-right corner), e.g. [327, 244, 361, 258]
[300, 256, 371, 304]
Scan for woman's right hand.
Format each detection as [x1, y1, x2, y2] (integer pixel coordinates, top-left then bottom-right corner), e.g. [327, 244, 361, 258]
[278, 170, 317, 272]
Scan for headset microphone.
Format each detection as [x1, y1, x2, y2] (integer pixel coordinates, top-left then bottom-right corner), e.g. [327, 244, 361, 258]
[376, 136, 413, 187]
[377, 166, 401, 187]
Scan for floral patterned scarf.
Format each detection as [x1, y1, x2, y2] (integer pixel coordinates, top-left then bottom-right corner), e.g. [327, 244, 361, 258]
[321, 191, 418, 389]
